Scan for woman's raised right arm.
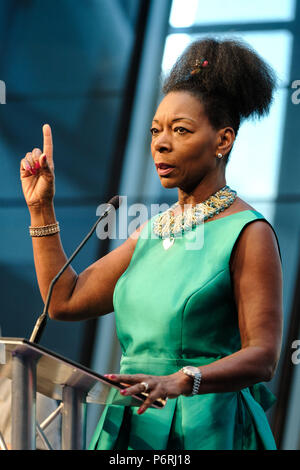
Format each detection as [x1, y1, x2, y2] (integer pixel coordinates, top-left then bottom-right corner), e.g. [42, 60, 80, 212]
[21, 124, 139, 321]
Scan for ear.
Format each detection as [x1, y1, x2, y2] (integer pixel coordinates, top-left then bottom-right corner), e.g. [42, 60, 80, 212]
[216, 127, 235, 158]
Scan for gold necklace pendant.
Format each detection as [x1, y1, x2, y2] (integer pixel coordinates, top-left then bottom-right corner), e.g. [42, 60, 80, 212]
[163, 237, 175, 250]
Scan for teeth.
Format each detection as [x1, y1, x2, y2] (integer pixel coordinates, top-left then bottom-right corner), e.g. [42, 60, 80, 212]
[159, 164, 170, 169]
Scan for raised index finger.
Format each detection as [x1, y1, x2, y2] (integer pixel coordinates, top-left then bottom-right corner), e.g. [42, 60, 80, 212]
[42, 123, 53, 164]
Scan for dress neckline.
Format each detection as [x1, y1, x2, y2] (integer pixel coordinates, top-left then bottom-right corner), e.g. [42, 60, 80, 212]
[204, 209, 260, 225]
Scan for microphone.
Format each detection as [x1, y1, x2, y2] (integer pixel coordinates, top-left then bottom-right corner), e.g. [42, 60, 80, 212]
[29, 195, 121, 344]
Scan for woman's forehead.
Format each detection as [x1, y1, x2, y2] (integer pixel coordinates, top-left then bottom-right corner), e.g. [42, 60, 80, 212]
[153, 91, 205, 122]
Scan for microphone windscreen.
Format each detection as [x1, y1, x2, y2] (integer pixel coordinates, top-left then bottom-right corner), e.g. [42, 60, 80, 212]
[107, 195, 121, 210]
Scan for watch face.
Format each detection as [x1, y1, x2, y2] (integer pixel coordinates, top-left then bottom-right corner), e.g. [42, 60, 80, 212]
[184, 366, 200, 376]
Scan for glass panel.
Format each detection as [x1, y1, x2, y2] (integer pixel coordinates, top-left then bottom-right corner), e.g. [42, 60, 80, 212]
[162, 30, 293, 86]
[170, 0, 296, 27]
[162, 33, 192, 73]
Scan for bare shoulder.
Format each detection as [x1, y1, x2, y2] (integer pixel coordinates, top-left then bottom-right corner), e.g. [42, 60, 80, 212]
[230, 215, 281, 272]
[129, 220, 149, 244]
[112, 218, 150, 263]
[223, 196, 279, 256]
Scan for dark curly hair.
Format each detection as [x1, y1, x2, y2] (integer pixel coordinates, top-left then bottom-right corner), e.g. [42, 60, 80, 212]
[162, 37, 277, 162]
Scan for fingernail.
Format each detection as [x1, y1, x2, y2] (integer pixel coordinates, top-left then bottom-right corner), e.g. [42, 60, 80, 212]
[31, 168, 37, 175]
[42, 155, 47, 163]
[137, 408, 144, 415]
[25, 162, 31, 171]
[105, 374, 116, 379]
[120, 390, 127, 395]
[35, 161, 40, 170]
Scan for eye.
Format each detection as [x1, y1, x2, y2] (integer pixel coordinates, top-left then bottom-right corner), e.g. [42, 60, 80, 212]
[174, 126, 189, 135]
[150, 127, 159, 136]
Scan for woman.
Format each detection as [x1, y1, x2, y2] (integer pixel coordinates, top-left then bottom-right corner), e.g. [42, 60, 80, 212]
[20, 37, 283, 450]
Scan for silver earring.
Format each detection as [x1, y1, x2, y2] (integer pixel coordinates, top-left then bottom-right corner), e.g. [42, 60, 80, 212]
[217, 153, 223, 159]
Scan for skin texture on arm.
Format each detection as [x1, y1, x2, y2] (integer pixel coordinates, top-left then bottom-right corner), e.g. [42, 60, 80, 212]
[50, 223, 146, 321]
[30, 207, 145, 321]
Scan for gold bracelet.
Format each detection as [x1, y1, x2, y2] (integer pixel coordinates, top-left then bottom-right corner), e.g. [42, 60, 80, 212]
[29, 222, 60, 237]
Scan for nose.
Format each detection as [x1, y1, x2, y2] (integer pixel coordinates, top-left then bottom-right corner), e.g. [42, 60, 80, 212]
[152, 131, 172, 153]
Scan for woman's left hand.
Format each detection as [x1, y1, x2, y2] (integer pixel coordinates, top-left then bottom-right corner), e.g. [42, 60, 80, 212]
[104, 371, 193, 414]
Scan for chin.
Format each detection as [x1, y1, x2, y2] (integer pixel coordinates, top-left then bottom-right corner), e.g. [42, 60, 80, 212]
[159, 177, 178, 189]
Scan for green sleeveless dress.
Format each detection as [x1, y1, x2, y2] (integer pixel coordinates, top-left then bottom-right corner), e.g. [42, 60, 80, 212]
[89, 209, 280, 450]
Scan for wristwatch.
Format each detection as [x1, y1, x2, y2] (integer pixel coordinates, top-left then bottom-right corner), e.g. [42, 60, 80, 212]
[180, 366, 202, 396]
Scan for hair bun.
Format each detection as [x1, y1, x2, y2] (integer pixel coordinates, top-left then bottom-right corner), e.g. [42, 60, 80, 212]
[162, 36, 277, 134]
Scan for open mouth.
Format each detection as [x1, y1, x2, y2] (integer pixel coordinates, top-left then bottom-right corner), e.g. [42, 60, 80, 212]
[155, 163, 175, 176]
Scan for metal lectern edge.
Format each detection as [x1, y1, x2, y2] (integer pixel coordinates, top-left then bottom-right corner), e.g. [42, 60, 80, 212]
[0, 337, 166, 408]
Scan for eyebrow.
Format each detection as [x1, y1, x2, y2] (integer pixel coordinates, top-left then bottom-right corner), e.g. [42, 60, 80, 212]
[152, 117, 196, 124]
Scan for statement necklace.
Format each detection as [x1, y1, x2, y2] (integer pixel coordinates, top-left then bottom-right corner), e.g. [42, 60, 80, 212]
[153, 185, 237, 250]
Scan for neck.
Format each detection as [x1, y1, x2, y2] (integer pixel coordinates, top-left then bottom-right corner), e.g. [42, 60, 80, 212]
[177, 171, 226, 208]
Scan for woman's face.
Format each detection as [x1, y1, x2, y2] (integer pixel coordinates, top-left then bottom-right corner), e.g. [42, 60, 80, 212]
[150, 91, 222, 192]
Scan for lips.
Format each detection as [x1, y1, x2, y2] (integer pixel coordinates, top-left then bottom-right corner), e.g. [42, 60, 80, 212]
[155, 162, 175, 176]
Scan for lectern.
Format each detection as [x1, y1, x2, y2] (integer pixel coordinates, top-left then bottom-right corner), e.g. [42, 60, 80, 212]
[0, 338, 165, 450]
